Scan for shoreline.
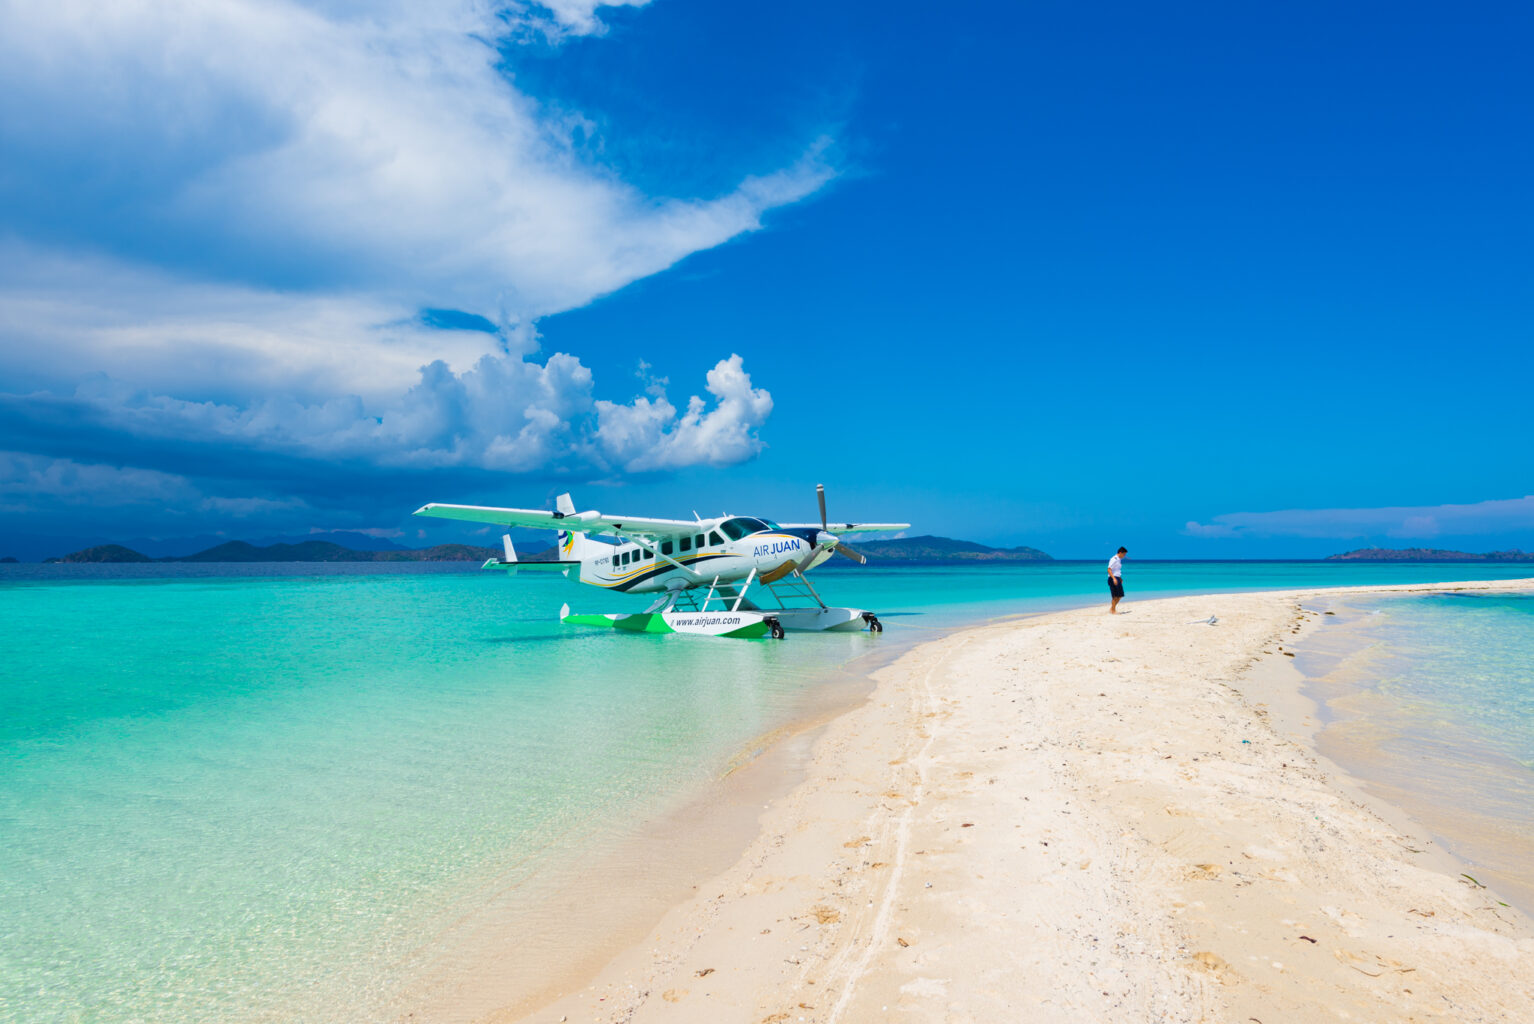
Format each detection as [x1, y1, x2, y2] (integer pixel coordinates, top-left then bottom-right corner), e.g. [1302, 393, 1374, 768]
[1295, 591, 1534, 919]
[376, 635, 929, 1023]
[493, 579, 1534, 1023]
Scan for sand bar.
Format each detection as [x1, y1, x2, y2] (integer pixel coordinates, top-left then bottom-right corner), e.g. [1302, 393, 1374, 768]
[495, 580, 1534, 1024]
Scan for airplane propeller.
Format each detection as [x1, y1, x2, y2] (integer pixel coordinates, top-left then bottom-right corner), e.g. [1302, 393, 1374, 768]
[816, 483, 869, 565]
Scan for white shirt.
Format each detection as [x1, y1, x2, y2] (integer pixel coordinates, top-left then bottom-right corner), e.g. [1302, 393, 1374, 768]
[1108, 554, 1122, 579]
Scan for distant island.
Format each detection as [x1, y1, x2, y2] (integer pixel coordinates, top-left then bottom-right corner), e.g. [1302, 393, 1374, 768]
[857, 535, 1052, 563]
[43, 534, 1053, 565]
[1326, 547, 1534, 562]
[52, 544, 154, 563]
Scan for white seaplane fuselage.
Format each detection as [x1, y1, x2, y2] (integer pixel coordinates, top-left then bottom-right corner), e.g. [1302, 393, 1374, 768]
[412, 494, 908, 638]
[569, 516, 833, 594]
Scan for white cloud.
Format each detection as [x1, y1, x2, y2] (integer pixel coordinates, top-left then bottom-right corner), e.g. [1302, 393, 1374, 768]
[0, 243, 500, 400]
[1184, 496, 1534, 541]
[0, 1, 821, 490]
[25, 353, 772, 475]
[594, 354, 774, 470]
[0, 0, 831, 322]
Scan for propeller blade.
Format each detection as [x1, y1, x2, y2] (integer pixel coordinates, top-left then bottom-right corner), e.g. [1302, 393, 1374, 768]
[816, 483, 827, 530]
[834, 542, 867, 565]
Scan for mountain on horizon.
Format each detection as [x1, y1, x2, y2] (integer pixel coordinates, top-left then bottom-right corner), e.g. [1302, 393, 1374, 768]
[1325, 547, 1534, 562]
[48, 544, 154, 564]
[855, 534, 1053, 562]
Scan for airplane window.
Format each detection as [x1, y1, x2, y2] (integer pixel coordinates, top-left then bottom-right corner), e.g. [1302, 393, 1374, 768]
[719, 518, 748, 541]
[709, 531, 722, 546]
[695, 534, 705, 548]
[679, 537, 691, 552]
[759, 519, 782, 531]
[620, 551, 628, 566]
[645, 549, 654, 560]
[662, 541, 673, 555]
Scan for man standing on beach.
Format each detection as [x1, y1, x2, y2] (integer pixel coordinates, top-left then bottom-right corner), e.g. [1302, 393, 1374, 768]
[1108, 546, 1127, 613]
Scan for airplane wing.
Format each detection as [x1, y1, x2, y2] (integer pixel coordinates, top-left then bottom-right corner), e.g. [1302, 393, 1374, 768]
[413, 503, 703, 540]
[778, 522, 910, 534]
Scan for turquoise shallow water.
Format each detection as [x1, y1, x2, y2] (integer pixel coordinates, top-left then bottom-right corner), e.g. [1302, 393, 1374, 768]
[1353, 592, 1534, 771]
[2, 559, 1531, 1021]
[1301, 590, 1534, 911]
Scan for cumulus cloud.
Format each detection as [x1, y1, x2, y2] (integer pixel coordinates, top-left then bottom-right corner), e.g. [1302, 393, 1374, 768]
[595, 355, 773, 471]
[1184, 496, 1534, 540]
[7, 353, 772, 475]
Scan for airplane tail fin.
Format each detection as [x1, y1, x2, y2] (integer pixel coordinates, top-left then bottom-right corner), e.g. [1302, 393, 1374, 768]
[556, 527, 589, 560]
[554, 492, 593, 561]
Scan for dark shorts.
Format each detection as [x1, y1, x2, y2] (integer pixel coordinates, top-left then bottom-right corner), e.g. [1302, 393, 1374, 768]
[1108, 577, 1125, 599]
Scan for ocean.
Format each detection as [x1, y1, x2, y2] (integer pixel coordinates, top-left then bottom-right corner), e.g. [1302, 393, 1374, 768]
[2, 559, 1531, 1022]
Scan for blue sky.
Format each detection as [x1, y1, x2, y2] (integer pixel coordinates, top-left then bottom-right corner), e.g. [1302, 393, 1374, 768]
[2, 0, 1531, 560]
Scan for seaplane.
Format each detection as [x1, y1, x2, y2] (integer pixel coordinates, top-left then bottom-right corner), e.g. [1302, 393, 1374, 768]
[412, 485, 908, 639]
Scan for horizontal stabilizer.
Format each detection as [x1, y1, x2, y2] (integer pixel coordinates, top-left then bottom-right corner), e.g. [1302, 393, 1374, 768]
[483, 559, 579, 576]
[480, 535, 579, 576]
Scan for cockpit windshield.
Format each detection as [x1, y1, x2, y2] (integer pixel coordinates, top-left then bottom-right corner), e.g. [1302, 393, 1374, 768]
[719, 517, 777, 540]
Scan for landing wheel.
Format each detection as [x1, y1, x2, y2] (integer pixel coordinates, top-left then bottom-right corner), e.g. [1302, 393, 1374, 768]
[767, 618, 786, 640]
[864, 613, 883, 633]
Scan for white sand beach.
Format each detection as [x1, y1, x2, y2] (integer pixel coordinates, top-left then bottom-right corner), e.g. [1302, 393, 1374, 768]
[474, 580, 1534, 1023]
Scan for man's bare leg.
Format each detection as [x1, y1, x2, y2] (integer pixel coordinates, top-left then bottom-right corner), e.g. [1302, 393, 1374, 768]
[1110, 595, 1120, 614]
